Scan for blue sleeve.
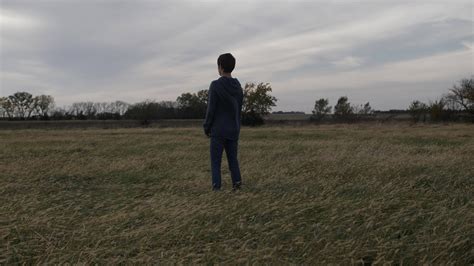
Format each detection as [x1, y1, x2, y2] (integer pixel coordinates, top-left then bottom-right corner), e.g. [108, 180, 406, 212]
[238, 86, 243, 120]
[203, 81, 217, 131]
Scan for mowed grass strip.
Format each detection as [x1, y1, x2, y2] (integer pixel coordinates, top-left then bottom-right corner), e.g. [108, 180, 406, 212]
[0, 124, 473, 264]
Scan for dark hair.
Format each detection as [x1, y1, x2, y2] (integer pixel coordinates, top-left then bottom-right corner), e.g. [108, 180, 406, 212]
[217, 53, 236, 73]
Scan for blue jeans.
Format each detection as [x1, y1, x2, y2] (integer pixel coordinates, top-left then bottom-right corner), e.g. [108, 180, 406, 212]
[210, 136, 242, 189]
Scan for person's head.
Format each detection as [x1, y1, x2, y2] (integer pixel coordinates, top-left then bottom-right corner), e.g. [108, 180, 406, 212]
[217, 53, 235, 76]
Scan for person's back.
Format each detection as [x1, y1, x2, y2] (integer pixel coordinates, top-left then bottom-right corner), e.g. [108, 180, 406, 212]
[203, 53, 243, 191]
[205, 76, 243, 140]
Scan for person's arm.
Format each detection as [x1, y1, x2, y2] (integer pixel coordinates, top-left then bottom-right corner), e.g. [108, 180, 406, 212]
[203, 81, 217, 136]
[238, 87, 243, 122]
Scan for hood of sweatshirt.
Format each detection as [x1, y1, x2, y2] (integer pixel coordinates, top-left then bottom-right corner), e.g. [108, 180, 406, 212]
[214, 76, 242, 104]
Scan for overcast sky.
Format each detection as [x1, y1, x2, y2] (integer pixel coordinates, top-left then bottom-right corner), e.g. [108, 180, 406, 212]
[1, 0, 473, 112]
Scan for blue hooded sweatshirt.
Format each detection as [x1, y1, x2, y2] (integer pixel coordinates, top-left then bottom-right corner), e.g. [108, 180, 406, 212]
[203, 76, 244, 140]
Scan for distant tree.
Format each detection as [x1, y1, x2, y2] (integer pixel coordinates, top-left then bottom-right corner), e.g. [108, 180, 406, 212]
[445, 77, 474, 119]
[360, 102, 373, 115]
[34, 95, 55, 119]
[0, 97, 5, 118]
[8, 92, 37, 119]
[196, 89, 209, 106]
[61, 100, 129, 120]
[155, 101, 179, 118]
[333, 96, 353, 121]
[428, 99, 447, 122]
[442, 93, 461, 112]
[50, 106, 73, 120]
[124, 99, 157, 125]
[124, 100, 179, 123]
[68, 101, 97, 119]
[176, 90, 207, 118]
[242, 82, 277, 126]
[408, 100, 428, 122]
[0, 97, 15, 119]
[93, 102, 108, 115]
[351, 102, 373, 121]
[68, 102, 84, 119]
[83, 101, 97, 118]
[95, 101, 122, 120]
[69, 102, 81, 117]
[113, 101, 130, 116]
[102, 100, 130, 118]
[176, 92, 195, 108]
[310, 98, 331, 122]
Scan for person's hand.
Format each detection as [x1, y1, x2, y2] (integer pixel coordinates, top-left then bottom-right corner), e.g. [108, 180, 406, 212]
[204, 128, 211, 138]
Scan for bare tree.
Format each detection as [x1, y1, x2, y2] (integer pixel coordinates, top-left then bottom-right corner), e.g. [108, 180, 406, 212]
[114, 101, 130, 116]
[84, 102, 96, 118]
[3, 97, 16, 119]
[69, 101, 97, 118]
[361, 102, 373, 115]
[34, 95, 55, 118]
[93, 102, 108, 115]
[0, 97, 12, 118]
[8, 92, 37, 119]
[106, 100, 129, 116]
[445, 77, 474, 115]
[442, 92, 461, 111]
[197, 89, 209, 106]
[69, 102, 82, 117]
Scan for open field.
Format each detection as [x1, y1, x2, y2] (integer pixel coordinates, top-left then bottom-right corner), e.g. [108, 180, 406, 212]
[1, 124, 473, 264]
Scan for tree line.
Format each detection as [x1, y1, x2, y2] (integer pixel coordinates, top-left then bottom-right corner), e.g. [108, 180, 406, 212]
[1, 77, 472, 125]
[0, 82, 277, 126]
[309, 77, 473, 123]
[407, 77, 473, 122]
[310, 96, 374, 122]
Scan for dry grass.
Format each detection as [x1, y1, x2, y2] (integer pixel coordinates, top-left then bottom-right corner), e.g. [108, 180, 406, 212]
[1, 123, 473, 264]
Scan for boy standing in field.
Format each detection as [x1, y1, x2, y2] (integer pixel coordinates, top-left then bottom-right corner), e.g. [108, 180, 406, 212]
[203, 53, 244, 192]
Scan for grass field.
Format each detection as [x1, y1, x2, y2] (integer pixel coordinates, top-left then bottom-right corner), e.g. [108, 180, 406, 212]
[1, 124, 473, 264]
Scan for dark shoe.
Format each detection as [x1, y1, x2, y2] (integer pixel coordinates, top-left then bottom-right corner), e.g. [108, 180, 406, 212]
[232, 182, 242, 192]
[212, 187, 221, 192]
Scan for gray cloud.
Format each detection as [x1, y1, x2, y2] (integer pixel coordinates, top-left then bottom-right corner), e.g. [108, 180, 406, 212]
[1, 0, 473, 112]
